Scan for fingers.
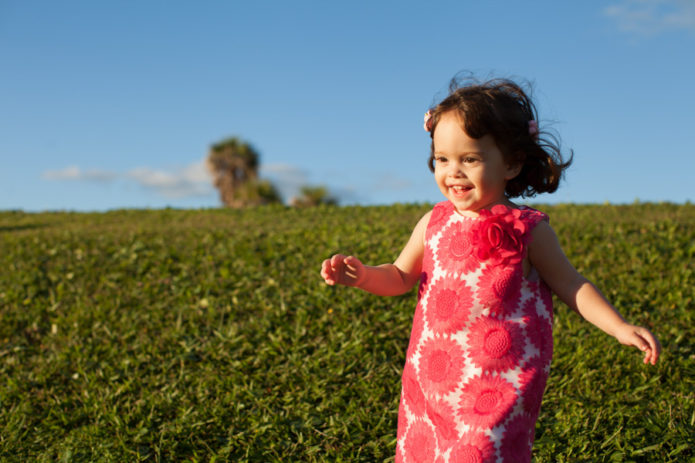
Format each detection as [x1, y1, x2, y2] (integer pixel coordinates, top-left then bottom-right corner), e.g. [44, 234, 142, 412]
[321, 254, 344, 285]
[343, 255, 363, 282]
[330, 254, 346, 269]
[637, 328, 661, 365]
[321, 254, 361, 286]
[320, 259, 336, 285]
[616, 324, 661, 366]
[630, 327, 661, 366]
[330, 254, 347, 285]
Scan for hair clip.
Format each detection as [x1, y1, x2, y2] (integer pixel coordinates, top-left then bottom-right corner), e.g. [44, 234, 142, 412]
[424, 110, 433, 132]
[528, 120, 539, 139]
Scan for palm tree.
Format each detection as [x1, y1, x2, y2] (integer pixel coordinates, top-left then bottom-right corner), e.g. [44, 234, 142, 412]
[206, 137, 281, 207]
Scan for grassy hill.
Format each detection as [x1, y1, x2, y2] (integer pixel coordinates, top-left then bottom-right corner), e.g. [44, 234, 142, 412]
[1, 203, 693, 462]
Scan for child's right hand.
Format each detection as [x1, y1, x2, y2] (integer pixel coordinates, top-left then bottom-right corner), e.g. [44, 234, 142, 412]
[614, 323, 661, 365]
[321, 254, 365, 287]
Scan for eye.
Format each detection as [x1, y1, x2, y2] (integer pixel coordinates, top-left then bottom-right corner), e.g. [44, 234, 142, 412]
[463, 156, 479, 164]
[435, 155, 448, 163]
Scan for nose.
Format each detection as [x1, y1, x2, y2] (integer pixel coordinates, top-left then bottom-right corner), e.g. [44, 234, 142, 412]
[448, 160, 465, 177]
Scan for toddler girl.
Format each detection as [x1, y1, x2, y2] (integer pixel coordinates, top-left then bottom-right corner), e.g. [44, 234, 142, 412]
[320, 77, 660, 463]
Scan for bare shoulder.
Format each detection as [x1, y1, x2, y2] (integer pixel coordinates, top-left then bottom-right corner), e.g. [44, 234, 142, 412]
[418, 209, 434, 227]
[529, 219, 556, 244]
[414, 209, 434, 244]
[528, 220, 563, 262]
[395, 209, 431, 261]
[528, 219, 583, 297]
[391, 209, 431, 284]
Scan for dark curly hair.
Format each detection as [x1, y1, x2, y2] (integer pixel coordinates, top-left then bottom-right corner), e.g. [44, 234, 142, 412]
[426, 76, 572, 198]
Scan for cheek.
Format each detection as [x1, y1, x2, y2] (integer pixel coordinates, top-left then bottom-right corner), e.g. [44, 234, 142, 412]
[481, 168, 505, 186]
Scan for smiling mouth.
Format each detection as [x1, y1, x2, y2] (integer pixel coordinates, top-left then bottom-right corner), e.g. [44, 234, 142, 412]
[449, 185, 472, 196]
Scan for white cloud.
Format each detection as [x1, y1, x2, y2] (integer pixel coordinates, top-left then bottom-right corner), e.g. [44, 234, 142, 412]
[42, 166, 117, 181]
[127, 160, 213, 198]
[604, 0, 695, 35]
[42, 160, 357, 203]
[42, 159, 214, 199]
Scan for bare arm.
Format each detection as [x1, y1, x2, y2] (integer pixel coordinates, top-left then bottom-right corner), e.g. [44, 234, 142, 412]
[320, 211, 430, 296]
[528, 221, 661, 365]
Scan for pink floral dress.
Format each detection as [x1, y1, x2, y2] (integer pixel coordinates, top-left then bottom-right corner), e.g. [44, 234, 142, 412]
[395, 201, 553, 463]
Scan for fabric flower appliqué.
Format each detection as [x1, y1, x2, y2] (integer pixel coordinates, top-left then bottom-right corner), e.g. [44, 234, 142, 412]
[457, 374, 517, 430]
[473, 205, 529, 266]
[467, 316, 525, 373]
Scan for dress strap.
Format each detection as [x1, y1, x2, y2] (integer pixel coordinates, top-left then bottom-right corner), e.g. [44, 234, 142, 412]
[425, 201, 455, 240]
[519, 206, 550, 231]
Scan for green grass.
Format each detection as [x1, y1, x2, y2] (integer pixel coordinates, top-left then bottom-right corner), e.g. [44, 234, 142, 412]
[1, 203, 693, 462]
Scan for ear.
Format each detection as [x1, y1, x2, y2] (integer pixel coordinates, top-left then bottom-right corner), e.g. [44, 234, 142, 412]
[504, 161, 522, 181]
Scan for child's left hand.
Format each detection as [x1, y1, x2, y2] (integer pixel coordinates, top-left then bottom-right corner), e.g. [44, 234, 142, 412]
[614, 323, 661, 365]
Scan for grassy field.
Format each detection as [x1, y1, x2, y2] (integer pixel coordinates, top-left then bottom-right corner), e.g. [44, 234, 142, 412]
[1, 203, 693, 462]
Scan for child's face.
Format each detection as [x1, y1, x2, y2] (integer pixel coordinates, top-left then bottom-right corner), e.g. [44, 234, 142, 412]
[433, 111, 519, 216]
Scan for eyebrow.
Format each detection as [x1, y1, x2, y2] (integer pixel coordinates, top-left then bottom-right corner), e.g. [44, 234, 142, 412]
[434, 150, 484, 156]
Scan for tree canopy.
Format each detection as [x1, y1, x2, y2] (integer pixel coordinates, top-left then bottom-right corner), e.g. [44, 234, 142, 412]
[206, 137, 281, 207]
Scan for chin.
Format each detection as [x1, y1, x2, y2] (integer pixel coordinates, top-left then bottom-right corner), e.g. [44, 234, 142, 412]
[449, 201, 476, 215]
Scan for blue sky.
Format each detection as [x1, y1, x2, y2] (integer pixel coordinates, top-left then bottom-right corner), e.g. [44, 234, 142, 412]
[1, 0, 694, 211]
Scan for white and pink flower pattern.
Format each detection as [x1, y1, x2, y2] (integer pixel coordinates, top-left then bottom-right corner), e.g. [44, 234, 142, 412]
[426, 277, 474, 335]
[467, 316, 525, 373]
[418, 336, 467, 396]
[449, 431, 496, 462]
[397, 201, 553, 462]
